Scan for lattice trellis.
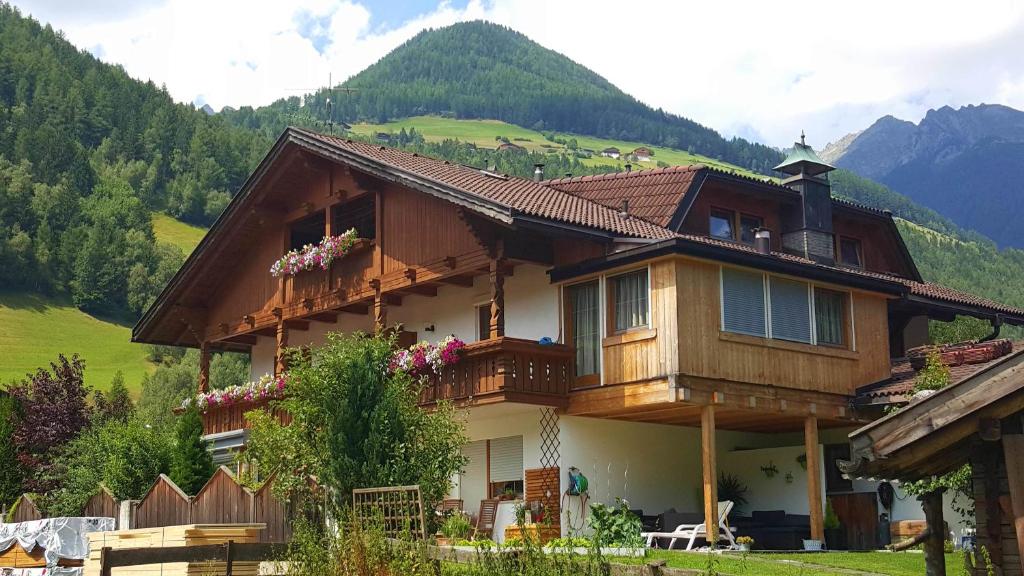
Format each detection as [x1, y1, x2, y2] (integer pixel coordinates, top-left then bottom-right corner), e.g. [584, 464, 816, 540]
[352, 485, 426, 540]
[538, 407, 561, 506]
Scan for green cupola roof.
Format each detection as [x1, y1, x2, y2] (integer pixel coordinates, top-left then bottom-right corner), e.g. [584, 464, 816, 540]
[774, 131, 834, 177]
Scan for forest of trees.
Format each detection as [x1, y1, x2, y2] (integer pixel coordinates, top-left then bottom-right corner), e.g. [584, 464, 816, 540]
[220, 21, 782, 174]
[0, 4, 269, 316]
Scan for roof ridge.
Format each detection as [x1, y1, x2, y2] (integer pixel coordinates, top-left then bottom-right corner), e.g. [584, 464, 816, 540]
[542, 164, 705, 185]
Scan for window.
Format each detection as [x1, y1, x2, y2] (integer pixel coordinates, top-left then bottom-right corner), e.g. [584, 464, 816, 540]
[721, 268, 767, 337]
[488, 436, 524, 498]
[609, 270, 649, 332]
[739, 214, 764, 244]
[769, 277, 812, 343]
[721, 267, 851, 348]
[332, 194, 376, 239]
[710, 209, 735, 240]
[568, 281, 601, 378]
[477, 304, 491, 341]
[815, 288, 846, 346]
[289, 211, 326, 251]
[838, 237, 863, 268]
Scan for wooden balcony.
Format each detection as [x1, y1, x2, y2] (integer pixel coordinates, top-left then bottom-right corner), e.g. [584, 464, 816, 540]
[200, 399, 292, 436]
[419, 337, 574, 408]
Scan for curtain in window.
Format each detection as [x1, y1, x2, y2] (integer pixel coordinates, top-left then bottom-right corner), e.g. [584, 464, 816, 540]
[613, 270, 649, 332]
[722, 268, 767, 337]
[769, 277, 812, 343]
[815, 288, 845, 345]
[570, 281, 600, 376]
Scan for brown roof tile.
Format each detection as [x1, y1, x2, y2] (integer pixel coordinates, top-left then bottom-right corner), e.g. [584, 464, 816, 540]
[295, 128, 676, 240]
[543, 166, 704, 228]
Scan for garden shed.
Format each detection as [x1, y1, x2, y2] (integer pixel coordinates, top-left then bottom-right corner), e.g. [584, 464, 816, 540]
[842, 348, 1024, 575]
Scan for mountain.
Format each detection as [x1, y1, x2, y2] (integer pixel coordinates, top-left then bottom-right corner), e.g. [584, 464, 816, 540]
[822, 104, 1024, 248]
[222, 21, 782, 174]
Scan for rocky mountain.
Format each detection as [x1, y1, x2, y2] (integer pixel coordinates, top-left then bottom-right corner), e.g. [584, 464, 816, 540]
[822, 104, 1024, 247]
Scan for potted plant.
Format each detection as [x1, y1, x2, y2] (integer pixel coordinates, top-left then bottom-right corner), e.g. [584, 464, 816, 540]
[823, 499, 844, 550]
[717, 472, 749, 518]
[736, 536, 754, 552]
[436, 511, 471, 546]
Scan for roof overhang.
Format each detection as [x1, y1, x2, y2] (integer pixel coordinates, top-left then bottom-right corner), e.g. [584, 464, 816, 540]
[549, 237, 907, 295]
[843, 348, 1024, 481]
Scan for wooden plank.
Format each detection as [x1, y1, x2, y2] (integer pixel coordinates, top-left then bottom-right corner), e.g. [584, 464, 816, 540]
[805, 416, 824, 542]
[1004, 434, 1024, 575]
[701, 404, 717, 548]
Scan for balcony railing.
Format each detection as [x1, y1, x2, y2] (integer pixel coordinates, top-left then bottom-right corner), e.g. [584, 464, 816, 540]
[200, 399, 292, 436]
[419, 337, 574, 407]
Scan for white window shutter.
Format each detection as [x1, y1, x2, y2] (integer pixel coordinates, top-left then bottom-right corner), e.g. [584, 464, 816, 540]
[488, 436, 524, 483]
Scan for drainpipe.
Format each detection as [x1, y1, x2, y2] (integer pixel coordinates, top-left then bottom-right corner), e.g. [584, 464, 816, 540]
[980, 314, 1003, 342]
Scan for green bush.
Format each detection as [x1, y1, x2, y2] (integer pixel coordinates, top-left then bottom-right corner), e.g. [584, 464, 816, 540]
[440, 512, 472, 540]
[589, 498, 643, 548]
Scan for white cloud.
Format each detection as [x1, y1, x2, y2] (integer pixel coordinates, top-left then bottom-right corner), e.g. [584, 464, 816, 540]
[12, 0, 1024, 147]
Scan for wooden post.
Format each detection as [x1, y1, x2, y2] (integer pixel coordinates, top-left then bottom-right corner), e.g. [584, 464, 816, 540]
[805, 416, 825, 542]
[701, 404, 718, 548]
[198, 340, 211, 393]
[921, 489, 947, 576]
[1004, 434, 1024, 574]
[274, 318, 288, 376]
[225, 540, 234, 576]
[100, 546, 111, 576]
[373, 287, 387, 332]
[489, 257, 505, 339]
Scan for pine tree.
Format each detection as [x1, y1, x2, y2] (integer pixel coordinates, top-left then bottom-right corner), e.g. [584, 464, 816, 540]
[170, 406, 214, 494]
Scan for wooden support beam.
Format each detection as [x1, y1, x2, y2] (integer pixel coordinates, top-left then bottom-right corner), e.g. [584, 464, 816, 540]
[373, 287, 387, 332]
[274, 318, 288, 376]
[921, 489, 947, 576]
[805, 416, 825, 542]
[1003, 434, 1024, 575]
[489, 243, 506, 339]
[198, 341, 210, 393]
[701, 405, 718, 549]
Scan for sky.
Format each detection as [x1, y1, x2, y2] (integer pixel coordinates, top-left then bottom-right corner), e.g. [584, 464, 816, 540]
[12, 0, 1024, 148]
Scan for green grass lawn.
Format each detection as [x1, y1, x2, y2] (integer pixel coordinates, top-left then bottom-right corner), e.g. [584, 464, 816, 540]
[0, 291, 153, 394]
[152, 212, 207, 254]
[616, 550, 964, 576]
[350, 116, 768, 179]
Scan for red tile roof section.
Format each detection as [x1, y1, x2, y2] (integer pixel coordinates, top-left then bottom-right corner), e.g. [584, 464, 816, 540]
[542, 166, 704, 228]
[295, 128, 676, 240]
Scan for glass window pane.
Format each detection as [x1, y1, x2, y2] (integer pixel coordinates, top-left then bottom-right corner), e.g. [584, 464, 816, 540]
[710, 210, 735, 240]
[815, 288, 845, 346]
[740, 215, 763, 244]
[769, 277, 812, 343]
[612, 270, 649, 332]
[840, 238, 862, 267]
[569, 281, 601, 376]
[721, 268, 766, 337]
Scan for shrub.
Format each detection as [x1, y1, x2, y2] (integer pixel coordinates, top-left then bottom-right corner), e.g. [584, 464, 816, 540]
[440, 511, 472, 540]
[170, 405, 214, 494]
[589, 498, 643, 548]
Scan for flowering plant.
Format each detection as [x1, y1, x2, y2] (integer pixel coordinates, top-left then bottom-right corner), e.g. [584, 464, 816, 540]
[180, 373, 289, 412]
[270, 228, 359, 277]
[390, 335, 466, 380]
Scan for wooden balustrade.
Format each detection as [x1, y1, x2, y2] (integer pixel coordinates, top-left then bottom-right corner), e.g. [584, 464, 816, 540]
[419, 337, 573, 408]
[200, 399, 292, 436]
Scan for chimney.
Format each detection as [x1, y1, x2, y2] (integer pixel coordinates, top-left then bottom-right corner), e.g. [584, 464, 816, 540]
[625, 163, 632, 173]
[619, 199, 630, 219]
[533, 163, 544, 182]
[754, 228, 771, 255]
[774, 132, 836, 264]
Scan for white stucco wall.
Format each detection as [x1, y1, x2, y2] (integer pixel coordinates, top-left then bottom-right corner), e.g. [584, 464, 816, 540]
[250, 336, 275, 380]
[248, 313, 373, 381]
[719, 444, 825, 516]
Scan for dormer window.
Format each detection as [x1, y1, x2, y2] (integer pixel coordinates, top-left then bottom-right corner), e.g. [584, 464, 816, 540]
[710, 208, 764, 245]
[838, 236, 863, 268]
[710, 209, 735, 240]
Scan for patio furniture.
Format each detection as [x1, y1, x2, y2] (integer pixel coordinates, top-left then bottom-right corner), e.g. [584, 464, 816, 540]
[642, 501, 737, 550]
[729, 510, 811, 550]
[438, 499, 464, 514]
[472, 498, 500, 540]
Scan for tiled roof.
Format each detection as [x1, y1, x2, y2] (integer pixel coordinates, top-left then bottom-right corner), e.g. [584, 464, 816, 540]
[295, 128, 676, 240]
[858, 340, 1021, 404]
[543, 166, 704, 228]
[900, 279, 1024, 317]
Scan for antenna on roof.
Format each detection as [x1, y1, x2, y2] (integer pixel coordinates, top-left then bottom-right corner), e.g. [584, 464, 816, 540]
[800, 130, 806, 146]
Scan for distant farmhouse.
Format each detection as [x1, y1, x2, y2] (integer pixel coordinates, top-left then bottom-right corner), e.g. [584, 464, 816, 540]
[600, 146, 620, 159]
[630, 146, 654, 162]
[496, 142, 526, 152]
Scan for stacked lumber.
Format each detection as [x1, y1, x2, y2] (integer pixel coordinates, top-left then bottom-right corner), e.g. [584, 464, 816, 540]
[0, 542, 46, 568]
[83, 524, 264, 576]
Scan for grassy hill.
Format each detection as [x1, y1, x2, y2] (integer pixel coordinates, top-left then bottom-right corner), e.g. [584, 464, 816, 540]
[350, 116, 762, 177]
[153, 212, 206, 254]
[0, 292, 152, 393]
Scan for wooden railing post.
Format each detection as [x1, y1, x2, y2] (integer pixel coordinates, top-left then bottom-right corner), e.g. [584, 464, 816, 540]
[100, 546, 111, 576]
[198, 340, 211, 393]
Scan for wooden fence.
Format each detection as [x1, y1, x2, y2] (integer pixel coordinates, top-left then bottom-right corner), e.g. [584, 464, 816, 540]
[7, 467, 295, 542]
[98, 541, 284, 576]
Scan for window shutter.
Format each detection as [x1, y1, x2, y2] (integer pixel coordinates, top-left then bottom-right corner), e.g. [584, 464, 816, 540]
[769, 277, 812, 343]
[488, 436, 524, 483]
[460, 440, 487, 505]
[721, 268, 766, 337]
